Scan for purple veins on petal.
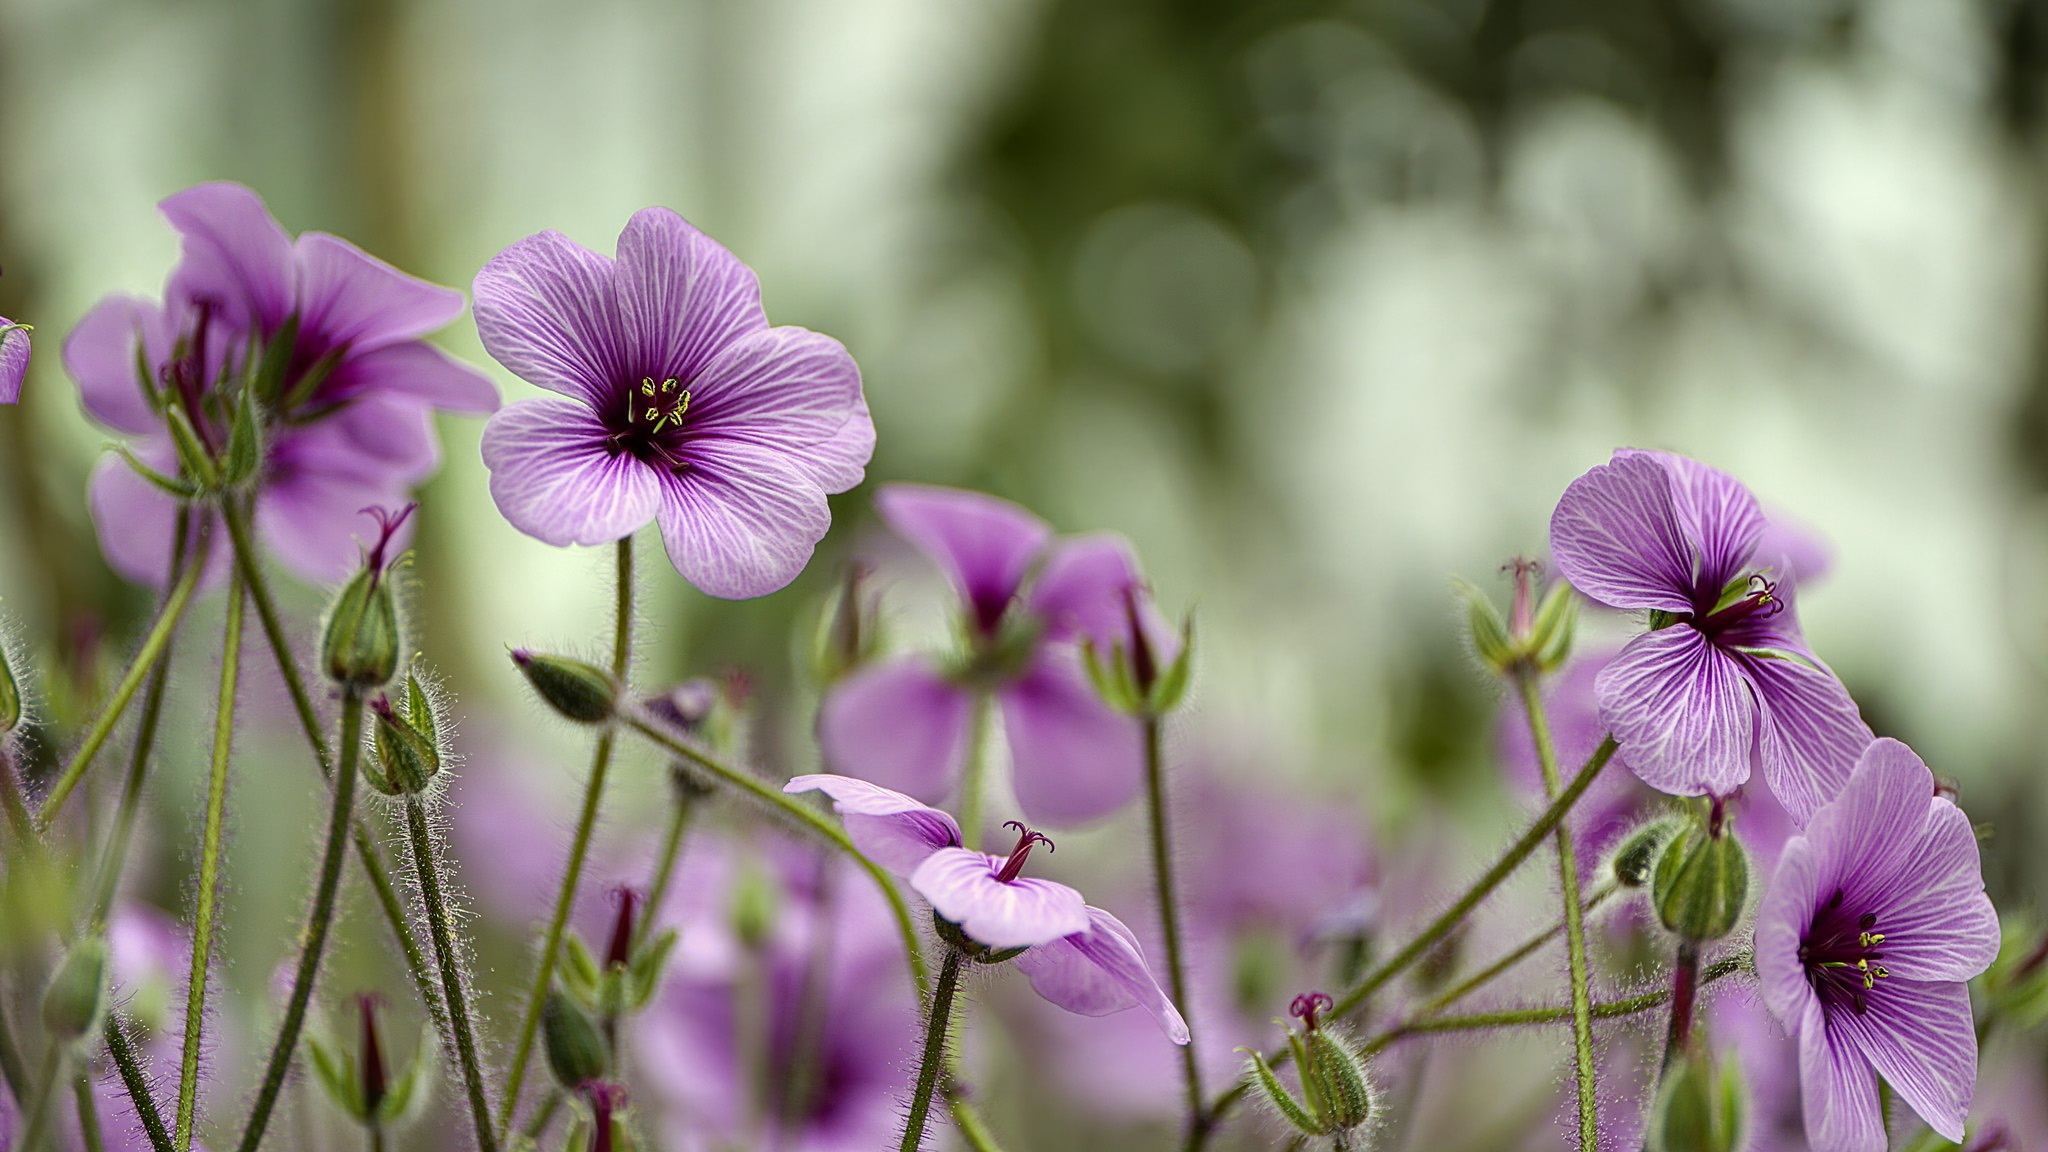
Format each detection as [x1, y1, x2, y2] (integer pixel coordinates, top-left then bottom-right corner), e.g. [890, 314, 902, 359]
[910, 845, 1088, 950]
[782, 773, 964, 876]
[1014, 905, 1192, 1045]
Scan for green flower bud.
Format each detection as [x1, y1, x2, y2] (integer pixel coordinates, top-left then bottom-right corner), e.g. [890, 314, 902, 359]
[42, 935, 108, 1044]
[1647, 1049, 1746, 1152]
[810, 565, 879, 686]
[1612, 818, 1685, 889]
[542, 989, 609, 1090]
[1653, 815, 1749, 942]
[1240, 992, 1377, 1140]
[368, 675, 441, 796]
[0, 638, 20, 734]
[1456, 560, 1580, 678]
[323, 506, 412, 688]
[511, 651, 616, 725]
[730, 863, 780, 952]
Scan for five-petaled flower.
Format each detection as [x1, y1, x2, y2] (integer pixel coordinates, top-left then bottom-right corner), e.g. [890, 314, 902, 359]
[817, 485, 1175, 825]
[0, 318, 28, 405]
[473, 208, 873, 599]
[1754, 738, 1999, 1152]
[1549, 449, 1872, 824]
[784, 773, 1190, 1045]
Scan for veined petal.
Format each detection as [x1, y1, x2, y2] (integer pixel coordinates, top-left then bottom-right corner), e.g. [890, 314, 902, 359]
[909, 848, 1087, 949]
[1013, 906, 1191, 1045]
[815, 657, 973, 806]
[1829, 978, 1977, 1144]
[1026, 533, 1142, 649]
[1596, 626, 1758, 798]
[613, 207, 766, 383]
[473, 229, 628, 409]
[257, 471, 419, 585]
[289, 394, 440, 485]
[0, 319, 26, 405]
[1745, 648, 1873, 827]
[783, 773, 963, 877]
[294, 232, 467, 352]
[1755, 837, 1825, 1030]
[1548, 451, 1697, 613]
[876, 485, 1049, 633]
[1858, 799, 2000, 982]
[654, 437, 832, 599]
[319, 339, 501, 415]
[65, 295, 173, 436]
[1627, 449, 1765, 592]
[1799, 997, 1886, 1152]
[683, 326, 869, 491]
[1798, 739, 1935, 910]
[999, 648, 1144, 826]
[480, 398, 661, 547]
[160, 182, 296, 335]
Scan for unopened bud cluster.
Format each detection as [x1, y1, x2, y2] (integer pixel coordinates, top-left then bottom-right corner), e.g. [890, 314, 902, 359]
[308, 995, 435, 1133]
[1084, 585, 1194, 718]
[1241, 992, 1377, 1144]
[543, 887, 677, 1093]
[323, 506, 413, 689]
[1651, 802, 1749, 943]
[367, 670, 444, 797]
[1458, 559, 1577, 677]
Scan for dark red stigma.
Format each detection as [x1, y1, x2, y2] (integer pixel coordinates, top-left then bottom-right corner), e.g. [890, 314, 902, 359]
[1696, 573, 1784, 637]
[995, 821, 1055, 884]
[1289, 990, 1335, 1032]
[360, 503, 416, 580]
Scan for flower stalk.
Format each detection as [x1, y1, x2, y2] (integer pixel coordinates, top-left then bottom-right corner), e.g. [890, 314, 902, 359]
[1141, 714, 1203, 1133]
[401, 795, 499, 1152]
[899, 950, 965, 1152]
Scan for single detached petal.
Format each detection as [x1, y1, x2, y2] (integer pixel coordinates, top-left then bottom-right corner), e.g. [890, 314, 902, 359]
[480, 397, 661, 547]
[1830, 977, 1977, 1143]
[160, 182, 297, 336]
[1596, 625, 1758, 798]
[65, 295, 174, 435]
[1626, 449, 1766, 593]
[909, 847, 1088, 949]
[682, 326, 869, 492]
[783, 773, 963, 877]
[1798, 997, 1886, 1152]
[1013, 906, 1191, 1045]
[1548, 451, 1697, 613]
[999, 647, 1145, 825]
[613, 206, 766, 383]
[1744, 649, 1873, 826]
[473, 228, 628, 409]
[320, 339, 501, 415]
[294, 232, 467, 352]
[654, 437, 832, 598]
[876, 485, 1050, 633]
[816, 657, 974, 804]
[1027, 533, 1142, 649]
[0, 318, 26, 405]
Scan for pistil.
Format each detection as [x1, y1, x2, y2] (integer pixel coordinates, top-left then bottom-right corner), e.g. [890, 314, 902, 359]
[995, 821, 1055, 883]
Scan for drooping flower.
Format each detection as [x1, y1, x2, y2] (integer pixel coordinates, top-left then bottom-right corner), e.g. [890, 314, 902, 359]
[65, 182, 499, 586]
[1548, 449, 1872, 823]
[473, 208, 873, 599]
[785, 773, 1190, 1044]
[1753, 738, 2000, 1151]
[0, 318, 28, 404]
[817, 485, 1174, 825]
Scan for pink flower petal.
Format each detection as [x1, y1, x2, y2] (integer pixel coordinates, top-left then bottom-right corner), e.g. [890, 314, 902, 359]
[1798, 997, 1886, 1152]
[481, 397, 662, 549]
[1627, 448, 1766, 593]
[1027, 533, 1143, 649]
[160, 182, 297, 336]
[473, 228, 629, 410]
[1000, 648, 1145, 825]
[683, 326, 870, 492]
[1746, 649, 1873, 826]
[317, 333, 500, 416]
[64, 295, 173, 436]
[0, 320, 26, 405]
[613, 207, 766, 383]
[654, 437, 832, 599]
[1013, 906, 1191, 1045]
[783, 774, 962, 876]
[293, 232, 467, 353]
[1549, 451, 1697, 614]
[909, 847, 1087, 949]
[1829, 977, 1977, 1143]
[876, 485, 1049, 633]
[1597, 625, 1758, 798]
[815, 657, 974, 806]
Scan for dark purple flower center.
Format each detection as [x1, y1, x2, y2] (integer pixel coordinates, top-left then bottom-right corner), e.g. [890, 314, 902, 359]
[1690, 573, 1783, 641]
[605, 375, 692, 470]
[1289, 990, 1335, 1032]
[995, 821, 1055, 884]
[1799, 886, 1891, 1015]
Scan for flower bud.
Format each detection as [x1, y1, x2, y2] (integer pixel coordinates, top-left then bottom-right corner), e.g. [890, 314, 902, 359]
[512, 651, 616, 725]
[1456, 560, 1579, 678]
[41, 935, 108, 1044]
[1612, 817, 1684, 889]
[1653, 818, 1749, 942]
[0, 639, 20, 735]
[542, 989, 609, 1090]
[368, 675, 441, 796]
[324, 507, 412, 688]
[1082, 586, 1192, 718]
[810, 565, 879, 686]
[730, 863, 780, 952]
[1646, 1049, 1746, 1152]
[1240, 992, 1377, 1140]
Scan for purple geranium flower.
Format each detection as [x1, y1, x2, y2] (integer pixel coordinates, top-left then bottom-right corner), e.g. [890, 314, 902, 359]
[473, 209, 873, 599]
[1754, 738, 2000, 1151]
[785, 774, 1190, 1044]
[1549, 449, 1872, 823]
[66, 183, 498, 586]
[0, 318, 28, 404]
[817, 485, 1172, 825]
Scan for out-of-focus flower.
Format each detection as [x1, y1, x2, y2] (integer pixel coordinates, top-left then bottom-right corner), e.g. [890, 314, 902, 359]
[66, 182, 498, 586]
[1754, 738, 1999, 1151]
[785, 774, 1190, 1043]
[817, 485, 1174, 825]
[473, 208, 871, 599]
[0, 318, 29, 404]
[1548, 449, 1871, 823]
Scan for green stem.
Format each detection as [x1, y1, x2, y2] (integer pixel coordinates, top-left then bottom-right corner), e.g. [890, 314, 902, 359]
[1658, 940, 1702, 1078]
[74, 1070, 105, 1152]
[36, 555, 204, 827]
[944, 1082, 1007, 1152]
[1516, 671, 1598, 1152]
[177, 574, 243, 1150]
[234, 691, 364, 1152]
[104, 1015, 174, 1152]
[957, 695, 991, 850]
[899, 950, 964, 1152]
[518, 1089, 564, 1142]
[402, 796, 499, 1152]
[1192, 735, 1620, 1148]
[1140, 715, 1202, 1133]
[19, 1045, 62, 1152]
[634, 778, 697, 949]
[218, 499, 444, 1033]
[498, 535, 633, 1136]
[1411, 884, 1618, 1022]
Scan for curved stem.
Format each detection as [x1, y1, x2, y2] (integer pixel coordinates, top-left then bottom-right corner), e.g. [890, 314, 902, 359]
[899, 950, 964, 1152]
[74, 1069, 105, 1152]
[234, 691, 363, 1152]
[944, 1082, 1007, 1152]
[104, 1016, 174, 1152]
[36, 555, 204, 827]
[498, 535, 633, 1136]
[1140, 715, 1202, 1132]
[1515, 671, 1598, 1152]
[402, 796, 499, 1152]
[634, 781, 697, 950]
[177, 573, 244, 1149]
[519, 1089, 564, 1143]
[1410, 884, 1618, 1022]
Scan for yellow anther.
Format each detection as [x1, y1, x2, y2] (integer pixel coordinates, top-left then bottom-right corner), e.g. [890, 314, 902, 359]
[1859, 932, 1884, 947]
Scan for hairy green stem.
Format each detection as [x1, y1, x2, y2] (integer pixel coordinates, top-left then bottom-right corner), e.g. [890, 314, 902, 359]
[900, 950, 964, 1152]
[402, 797, 499, 1152]
[19, 1045, 62, 1152]
[234, 691, 363, 1152]
[498, 535, 633, 1136]
[37, 555, 204, 827]
[176, 574, 243, 1150]
[1413, 884, 1618, 1021]
[1140, 716, 1203, 1134]
[104, 1016, 174, 1152]
[74, 1069, 106, 1152]
[1516, 672, 1598, 1151]
[944, 1082, 1007, 1152]
[635, 780, 697, 950]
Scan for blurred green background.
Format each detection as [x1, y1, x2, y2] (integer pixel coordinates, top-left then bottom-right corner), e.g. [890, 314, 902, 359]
[4, 0, 2048, 1146]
